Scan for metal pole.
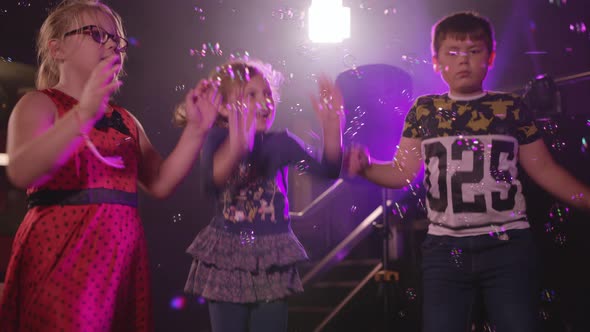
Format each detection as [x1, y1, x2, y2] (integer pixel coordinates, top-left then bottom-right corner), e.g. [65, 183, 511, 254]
[381, 188, 390, 331]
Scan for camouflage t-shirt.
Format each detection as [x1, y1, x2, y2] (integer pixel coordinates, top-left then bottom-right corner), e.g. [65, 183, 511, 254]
[402, 92, 541, 236]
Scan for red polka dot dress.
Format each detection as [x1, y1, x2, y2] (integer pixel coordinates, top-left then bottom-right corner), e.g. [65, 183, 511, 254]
[0, 89, 152, 331]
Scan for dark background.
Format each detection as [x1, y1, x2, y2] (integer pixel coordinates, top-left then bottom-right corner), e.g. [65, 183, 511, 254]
[1, 0, 590, 331]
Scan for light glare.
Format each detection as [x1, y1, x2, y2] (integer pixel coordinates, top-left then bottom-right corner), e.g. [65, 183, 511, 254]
[308, 0, 350, 43]
[0, 153, 8, 166]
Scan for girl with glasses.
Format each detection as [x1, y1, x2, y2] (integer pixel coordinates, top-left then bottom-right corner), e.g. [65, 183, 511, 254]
[0, 1, 218, 331]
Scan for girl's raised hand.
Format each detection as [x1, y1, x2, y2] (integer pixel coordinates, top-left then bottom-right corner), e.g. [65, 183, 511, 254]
[184, 79, 220, 135]
[78, 54, 122, 122]
[226, 87, 256, 155]
[310, 74, 345, 130]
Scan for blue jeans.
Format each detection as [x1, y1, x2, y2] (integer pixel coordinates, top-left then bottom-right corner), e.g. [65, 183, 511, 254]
[208, 300, 288, 332]
[421, 229, 540, 332]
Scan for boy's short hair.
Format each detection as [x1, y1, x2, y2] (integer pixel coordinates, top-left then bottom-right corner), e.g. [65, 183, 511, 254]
[432, 11, 495, 57]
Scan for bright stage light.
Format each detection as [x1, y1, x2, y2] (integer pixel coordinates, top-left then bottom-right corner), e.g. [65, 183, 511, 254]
[308, 0, 350, 43]
[0, 153, 8, 166]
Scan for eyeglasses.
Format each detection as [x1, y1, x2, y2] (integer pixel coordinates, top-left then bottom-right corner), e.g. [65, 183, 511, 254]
[64, 25, 128, 53]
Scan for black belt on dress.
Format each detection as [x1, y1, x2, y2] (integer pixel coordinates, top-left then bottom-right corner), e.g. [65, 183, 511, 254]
[27, 188, 138, 209]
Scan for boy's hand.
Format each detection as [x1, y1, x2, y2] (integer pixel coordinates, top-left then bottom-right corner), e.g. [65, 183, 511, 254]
[345, 144, 371, 176]
[310, 74, 345, 131]
[184, 79, 220, 135]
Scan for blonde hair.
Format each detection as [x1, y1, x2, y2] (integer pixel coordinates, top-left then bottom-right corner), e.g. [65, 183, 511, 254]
[173, 60, 284, 127]
[36, 0, 127, 89]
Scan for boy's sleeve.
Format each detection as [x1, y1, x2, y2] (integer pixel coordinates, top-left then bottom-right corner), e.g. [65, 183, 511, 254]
[199, 126, 229, 193]
[513, 96, 542, 145]
[402, 98, 422, 139]
[280, 130, 341, 179]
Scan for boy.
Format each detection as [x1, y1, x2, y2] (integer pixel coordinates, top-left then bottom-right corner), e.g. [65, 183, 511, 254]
[347, 11, 590, 332]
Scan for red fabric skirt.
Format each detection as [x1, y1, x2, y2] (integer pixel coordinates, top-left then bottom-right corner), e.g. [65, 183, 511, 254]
[0, 204, 152, 331]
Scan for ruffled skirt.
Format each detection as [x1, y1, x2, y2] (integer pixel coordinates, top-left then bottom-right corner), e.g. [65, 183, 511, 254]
[184, 224, 308, 303]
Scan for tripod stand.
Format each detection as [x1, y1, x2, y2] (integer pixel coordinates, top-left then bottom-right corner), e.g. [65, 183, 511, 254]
[372, 185, 426, 331]
[372, 188, 399, 331]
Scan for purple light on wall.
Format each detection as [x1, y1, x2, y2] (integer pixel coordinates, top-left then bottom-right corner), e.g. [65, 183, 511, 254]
[336, 64, 413, 162]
